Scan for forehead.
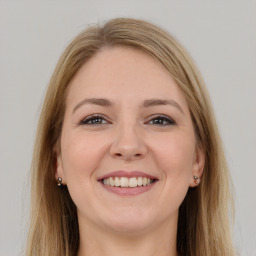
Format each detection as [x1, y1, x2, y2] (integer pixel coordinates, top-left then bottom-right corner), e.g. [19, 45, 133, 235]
[66, 46, 189, 112]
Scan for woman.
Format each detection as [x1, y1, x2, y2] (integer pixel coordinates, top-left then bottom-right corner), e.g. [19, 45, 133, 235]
[26, 18, 234, 256]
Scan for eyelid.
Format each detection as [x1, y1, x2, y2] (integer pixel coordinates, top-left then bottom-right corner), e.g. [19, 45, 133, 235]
[145, 114, 176, 125]
[79, 114, 111, 125]
[77, 113, 176, 126]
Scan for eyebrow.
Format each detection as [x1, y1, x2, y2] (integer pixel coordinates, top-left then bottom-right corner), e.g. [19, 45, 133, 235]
[72, 98, 113, 114]
[72, 97, 184, 115]
[143, 98, 184, 114]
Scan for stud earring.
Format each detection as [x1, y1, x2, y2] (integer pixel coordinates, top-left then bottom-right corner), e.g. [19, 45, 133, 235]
[57, 177, 62, 187]
[193, 176, 200, 185]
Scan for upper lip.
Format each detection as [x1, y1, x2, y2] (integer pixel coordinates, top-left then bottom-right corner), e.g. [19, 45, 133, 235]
[97, 170, 158, 181]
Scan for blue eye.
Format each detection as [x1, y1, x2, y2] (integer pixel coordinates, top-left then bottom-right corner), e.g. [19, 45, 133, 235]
[148, 115, 176, 126]
[80, 115, 108, 125]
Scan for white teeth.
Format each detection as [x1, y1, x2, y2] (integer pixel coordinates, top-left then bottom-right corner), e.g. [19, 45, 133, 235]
[114, 177, 120, 186]
[120, 177, 129, 187]
[102, 177, 155, 188]
[137, 177, 143, 186]
[110, 177, 114, 186]
[129, 177, 137, 188]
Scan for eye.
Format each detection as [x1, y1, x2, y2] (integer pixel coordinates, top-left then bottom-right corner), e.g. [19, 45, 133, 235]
[79, 114, 109, 125]
[147, 115, 176, 126]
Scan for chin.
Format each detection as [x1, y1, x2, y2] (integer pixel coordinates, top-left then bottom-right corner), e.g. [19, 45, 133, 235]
[100, 208, 156, 235]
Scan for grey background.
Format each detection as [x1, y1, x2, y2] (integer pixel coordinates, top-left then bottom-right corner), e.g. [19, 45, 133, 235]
[0, 1, 255, 255]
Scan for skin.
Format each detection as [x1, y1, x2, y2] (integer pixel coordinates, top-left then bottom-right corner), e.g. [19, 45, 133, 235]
[56, 46, 205, 256]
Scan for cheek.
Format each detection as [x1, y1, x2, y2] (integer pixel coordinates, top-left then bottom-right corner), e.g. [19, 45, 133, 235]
[60, 132, 107, 182]
[152, 133, 195, 180]
[151, 134, 195, 213]
[60, 132, 109, 209]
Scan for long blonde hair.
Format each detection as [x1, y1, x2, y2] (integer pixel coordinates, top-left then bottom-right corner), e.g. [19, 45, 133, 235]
[26, 17, 234, 256]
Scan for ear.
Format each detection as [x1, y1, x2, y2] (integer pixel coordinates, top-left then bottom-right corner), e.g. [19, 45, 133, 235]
[54, 143, 66, 185]
[190, 143, 205, 187]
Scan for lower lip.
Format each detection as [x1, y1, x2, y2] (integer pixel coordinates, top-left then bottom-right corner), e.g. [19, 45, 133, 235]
[100, 182, 157, 196]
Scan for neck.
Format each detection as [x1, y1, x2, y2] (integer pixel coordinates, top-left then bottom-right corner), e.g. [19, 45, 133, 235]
[77, 216, 178, 256]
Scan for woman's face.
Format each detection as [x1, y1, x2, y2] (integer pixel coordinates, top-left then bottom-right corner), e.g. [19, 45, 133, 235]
[56, 46, 204, 234]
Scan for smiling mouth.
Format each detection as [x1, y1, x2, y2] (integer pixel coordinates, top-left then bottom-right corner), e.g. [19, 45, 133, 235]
[101, 177, 157, 188]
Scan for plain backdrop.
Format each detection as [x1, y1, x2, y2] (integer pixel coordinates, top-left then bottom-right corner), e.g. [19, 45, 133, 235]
[0, 1, 255, 255]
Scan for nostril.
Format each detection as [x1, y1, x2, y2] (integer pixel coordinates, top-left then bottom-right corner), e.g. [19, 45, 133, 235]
[114, 152, 142, 159]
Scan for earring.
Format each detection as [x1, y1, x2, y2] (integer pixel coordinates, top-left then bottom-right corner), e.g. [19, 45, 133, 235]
[193, 176, 200, 185]
[57, 177, 62, 187]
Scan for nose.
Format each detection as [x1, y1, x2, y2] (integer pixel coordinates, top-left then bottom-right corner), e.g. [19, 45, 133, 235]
[109, 123, 147, 161]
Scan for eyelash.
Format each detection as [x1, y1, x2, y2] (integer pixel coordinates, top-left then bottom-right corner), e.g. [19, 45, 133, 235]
[79, 114, 109, 125]
[79, 114, 176, 126]
[146, 115, 176, 126]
